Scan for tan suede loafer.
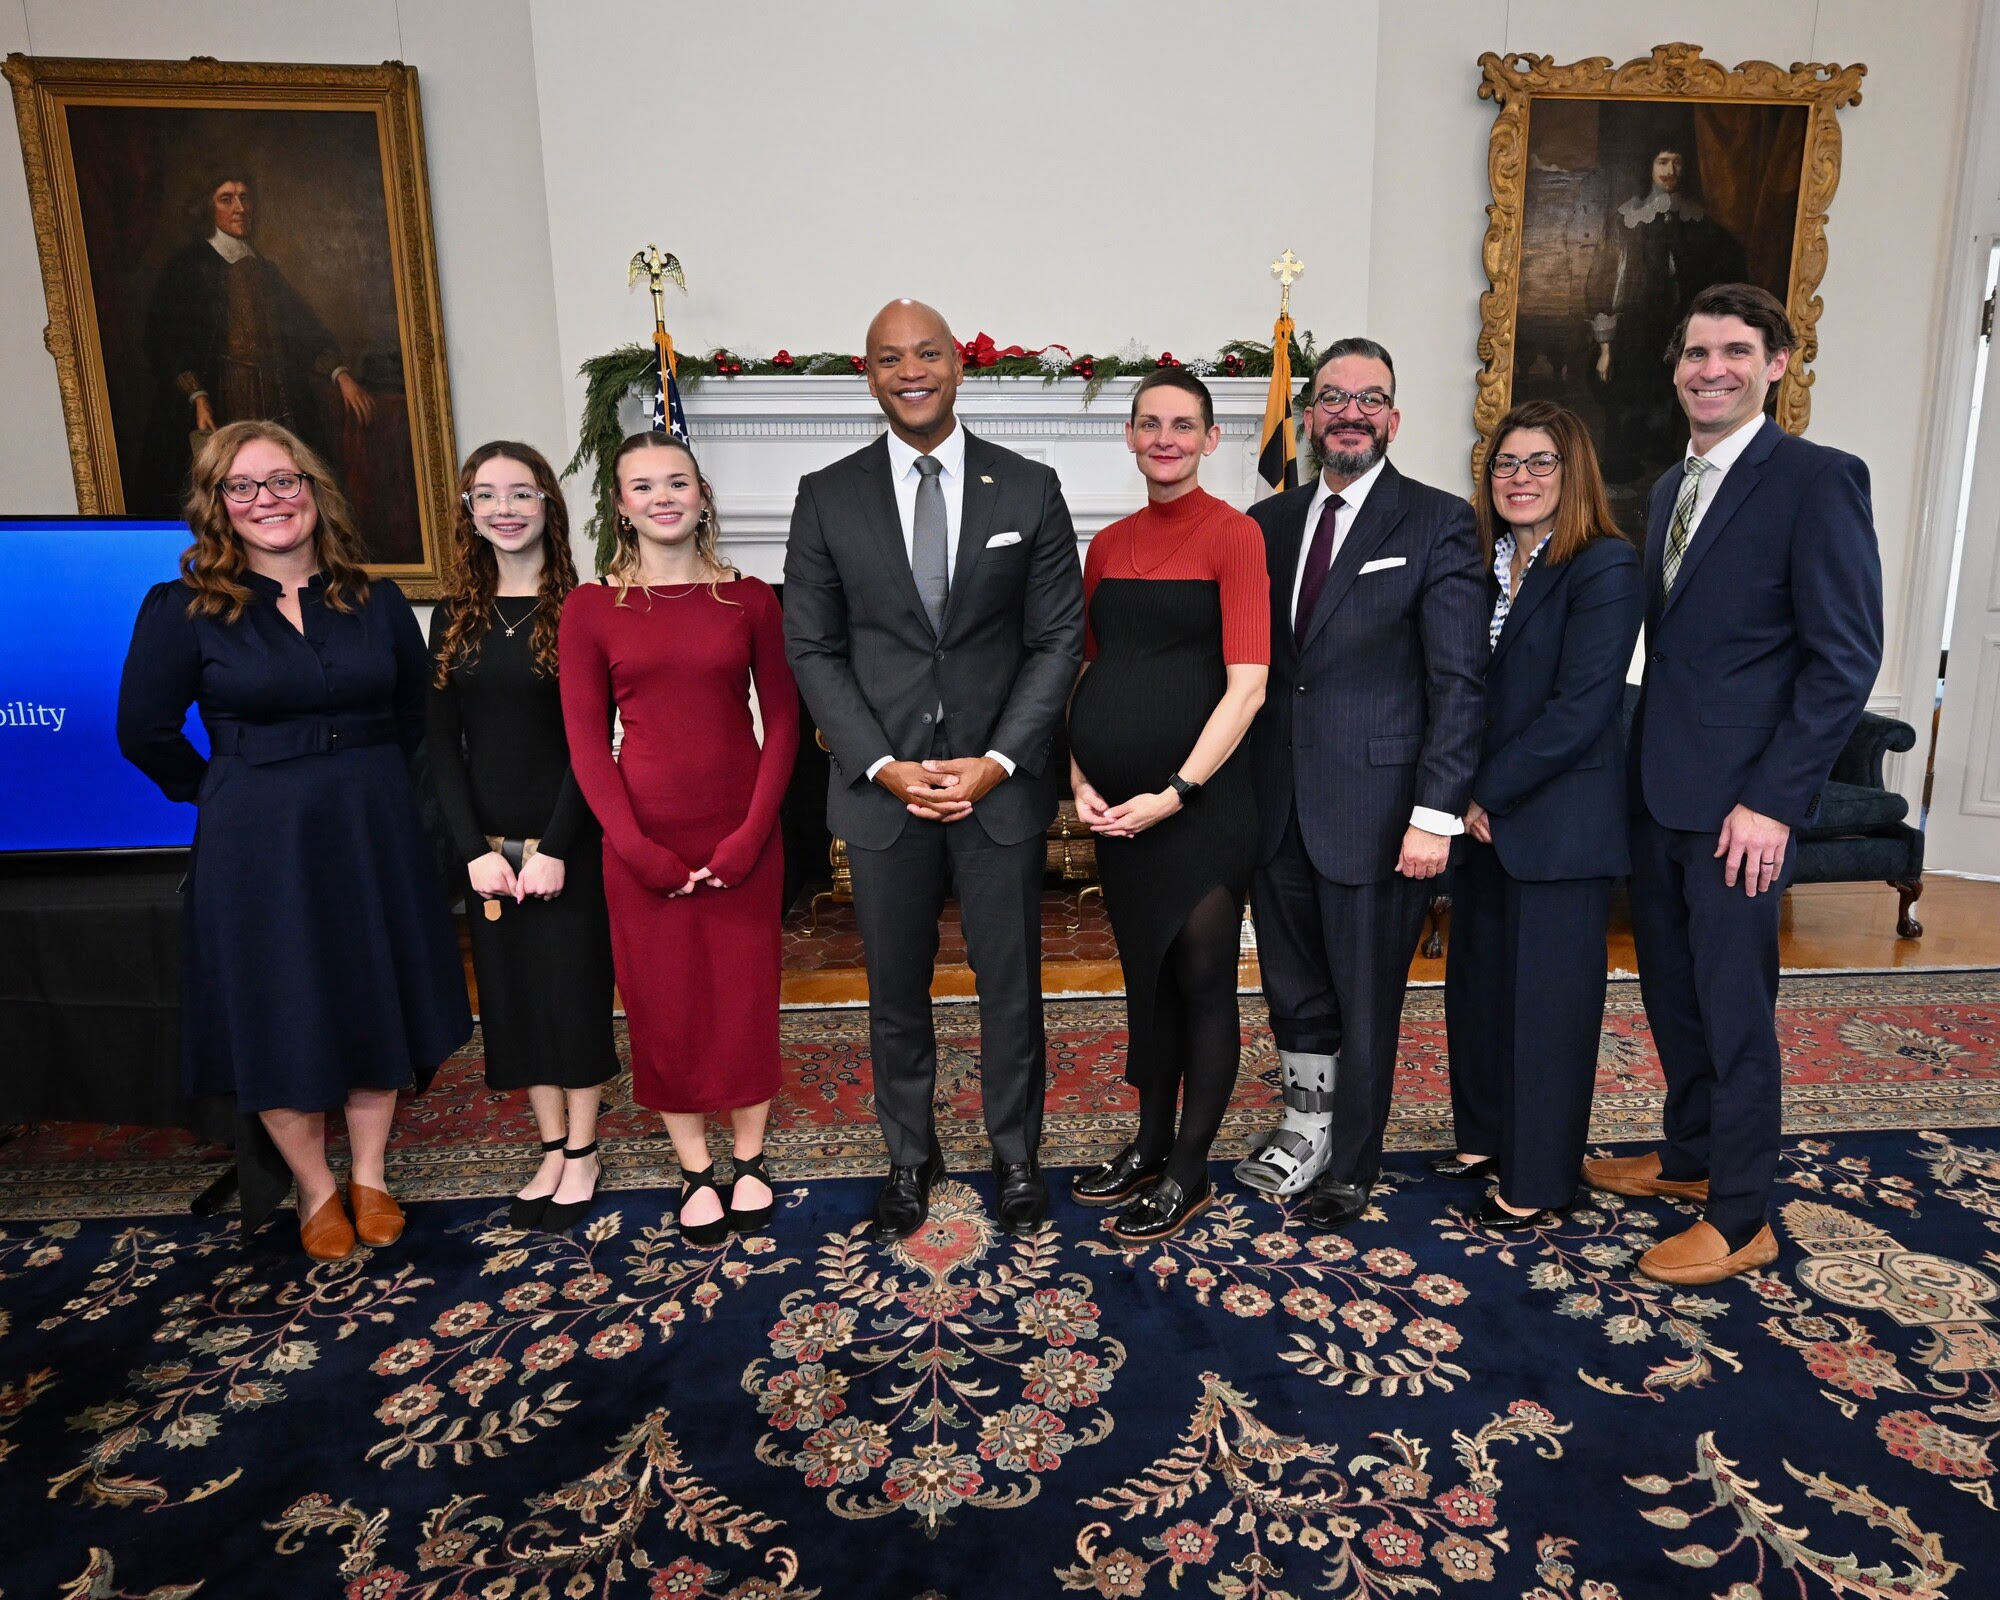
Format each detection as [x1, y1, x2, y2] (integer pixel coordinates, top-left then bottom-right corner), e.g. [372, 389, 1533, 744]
[348, 1183, 406, 1247]
[1581, 1151, 1710, 1202]
[1638, 1221, 1778, 1285]
[300, 1192, 356, 1262]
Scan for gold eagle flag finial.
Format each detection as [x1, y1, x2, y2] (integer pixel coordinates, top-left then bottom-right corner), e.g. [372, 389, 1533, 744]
[628, 245, 686, 375]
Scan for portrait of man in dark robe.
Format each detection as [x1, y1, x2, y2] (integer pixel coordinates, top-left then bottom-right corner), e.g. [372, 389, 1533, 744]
[137, 170, 377, 517]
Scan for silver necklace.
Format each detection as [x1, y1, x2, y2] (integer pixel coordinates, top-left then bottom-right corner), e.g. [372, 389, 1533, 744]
[493, 597, 542, 637]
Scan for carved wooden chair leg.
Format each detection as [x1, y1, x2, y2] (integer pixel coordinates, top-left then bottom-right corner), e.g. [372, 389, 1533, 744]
[1422, 894, 1451, 959]
[1891, 877, 1924, 939]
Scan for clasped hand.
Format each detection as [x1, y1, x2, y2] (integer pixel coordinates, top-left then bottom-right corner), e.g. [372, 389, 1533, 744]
[469, 849, 566, 903]
[670, 866, 730, 897]
[877, 757, 1007, 822]
[1073, 777, 1181, 839]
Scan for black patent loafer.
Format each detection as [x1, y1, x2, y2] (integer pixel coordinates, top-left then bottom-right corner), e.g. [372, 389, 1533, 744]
[1426, 1152, 1498, 1180]
[1466, 1194, 1565, 1230]
[1305, 1177, 1372, 1231]
[1111, 1175, 1213, 1243]
[1070, 1144, 1168, 1207]
[873, 1142, 946, 1244]
[994, 1159, 1049, 1236]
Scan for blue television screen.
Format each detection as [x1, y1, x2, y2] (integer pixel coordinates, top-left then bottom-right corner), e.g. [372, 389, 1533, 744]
[0, 517, 206, 852]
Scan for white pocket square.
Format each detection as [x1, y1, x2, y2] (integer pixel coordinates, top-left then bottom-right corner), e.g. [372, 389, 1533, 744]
[986, 530, 1023, 548]
[1359, 556, 1406, 574]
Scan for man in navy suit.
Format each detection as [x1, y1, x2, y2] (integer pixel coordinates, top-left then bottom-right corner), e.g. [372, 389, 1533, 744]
[1584, 283, 1882, 1284]
[1235, 338, 1487, 1227]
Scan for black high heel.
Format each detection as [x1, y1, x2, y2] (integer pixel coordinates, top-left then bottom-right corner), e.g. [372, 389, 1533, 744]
[726, 1151, 774, 1234]
[508, 1136, 568, 1230]
[540, 1140, 603, 1232]
[677, 1164, 729, 1248]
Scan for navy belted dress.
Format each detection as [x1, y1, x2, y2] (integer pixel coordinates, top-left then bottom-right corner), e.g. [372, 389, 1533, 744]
[118, 572, 471, 1113]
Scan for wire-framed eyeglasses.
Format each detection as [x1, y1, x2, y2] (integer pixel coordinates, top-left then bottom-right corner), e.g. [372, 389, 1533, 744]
[219, 471, 312, 503]
[1489, 451, 1562, 478]
[464, 488, 549, 513]
[1309, 387, 1393, 416]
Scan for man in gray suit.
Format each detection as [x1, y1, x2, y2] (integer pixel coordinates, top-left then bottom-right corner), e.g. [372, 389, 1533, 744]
[1234, 338, 1487, 1228]
[784, 299, 1086, 1242]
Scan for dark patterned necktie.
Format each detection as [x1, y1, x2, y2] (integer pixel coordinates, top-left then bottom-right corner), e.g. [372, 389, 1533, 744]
[1293, 493, 1346, 643]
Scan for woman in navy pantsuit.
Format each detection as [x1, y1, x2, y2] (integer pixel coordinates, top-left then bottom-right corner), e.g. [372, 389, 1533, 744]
[1438, 402, 1644, 1226]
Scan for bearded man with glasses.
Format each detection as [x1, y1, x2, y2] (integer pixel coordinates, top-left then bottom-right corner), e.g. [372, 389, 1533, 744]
[1234, 338, 1486, 1229]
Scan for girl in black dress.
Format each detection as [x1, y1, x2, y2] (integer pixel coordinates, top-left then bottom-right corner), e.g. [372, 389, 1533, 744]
[118, 420, 472, 1261]
[429, 442, 617, 1231]
[1067, 369, 1270, 1241]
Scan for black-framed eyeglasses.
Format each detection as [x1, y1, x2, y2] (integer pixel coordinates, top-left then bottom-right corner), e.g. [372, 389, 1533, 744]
[1489, 451, 1562, 478]
[219, 471, 312, 503]
[463, 488, 549, 513]
[1309, 387, 1393, 416]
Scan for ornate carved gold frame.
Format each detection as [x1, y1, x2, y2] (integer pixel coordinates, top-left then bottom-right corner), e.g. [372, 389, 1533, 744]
[3, 55, 456, 595]
[1473, 43, 1865, 472]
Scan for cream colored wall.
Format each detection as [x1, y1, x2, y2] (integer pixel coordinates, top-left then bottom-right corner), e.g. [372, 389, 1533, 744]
[0, 0, 568, 517]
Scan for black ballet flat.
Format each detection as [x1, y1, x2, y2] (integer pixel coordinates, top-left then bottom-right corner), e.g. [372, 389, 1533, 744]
[1466, 1194, 1565, 1230]
[1071, 1144, 1168, 1207]
[1111, 1175, 1213, 1243]
[1427, 1153, 1498, 1181]
[508, 1136, 568, 1230]
[676, 1163, 730, 1248]
[726, 1151, 774, 1234]
[540, 1140, 604, 1233]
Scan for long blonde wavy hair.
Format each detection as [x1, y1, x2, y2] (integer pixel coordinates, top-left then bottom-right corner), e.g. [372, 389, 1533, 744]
[179, 419, 371, 621]
[603, 432, 737, 605]
[433, 440, 579, 687]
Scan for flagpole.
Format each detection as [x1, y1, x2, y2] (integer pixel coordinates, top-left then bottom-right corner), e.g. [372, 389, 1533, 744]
[1259, 250, 1305, 493]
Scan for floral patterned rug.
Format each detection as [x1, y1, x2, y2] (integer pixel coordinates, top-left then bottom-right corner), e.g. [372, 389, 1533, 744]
[4, 1125, 1999, 1598]
[2, 971, 1996, 1221]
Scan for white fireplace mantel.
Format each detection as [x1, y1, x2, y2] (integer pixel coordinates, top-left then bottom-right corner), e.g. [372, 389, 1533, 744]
[647, 374, 1283, 582]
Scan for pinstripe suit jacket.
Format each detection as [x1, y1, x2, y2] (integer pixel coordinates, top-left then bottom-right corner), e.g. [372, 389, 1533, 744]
[1247, 461, 1487, 886]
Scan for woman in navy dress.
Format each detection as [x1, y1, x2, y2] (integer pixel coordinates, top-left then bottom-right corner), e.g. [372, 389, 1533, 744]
[118, 419, 472, 1260]
[1437, 402, 1644, 1226]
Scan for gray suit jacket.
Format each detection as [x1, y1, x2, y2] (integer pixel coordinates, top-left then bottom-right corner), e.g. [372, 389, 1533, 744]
[783, 431, 1085, 850]
[1248, 461, 1488, 885]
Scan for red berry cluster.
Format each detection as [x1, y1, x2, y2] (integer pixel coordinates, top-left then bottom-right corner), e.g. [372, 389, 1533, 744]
[1221, 352, 1244, 376]
[1155, 352, 1180, 368]
[1070, 356, 1095, 379]
[849, 355, 867, 373]
[772, 349, 795, 369]
[711, 350, 746, 375]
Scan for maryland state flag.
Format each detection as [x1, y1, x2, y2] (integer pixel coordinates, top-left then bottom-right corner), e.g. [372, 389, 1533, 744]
[1257, 309, 1299, 491]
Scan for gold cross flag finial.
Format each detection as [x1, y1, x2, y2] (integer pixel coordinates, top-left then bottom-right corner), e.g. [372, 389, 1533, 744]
[627, 244, 686, 334]
[1270, 250, 1303, 317]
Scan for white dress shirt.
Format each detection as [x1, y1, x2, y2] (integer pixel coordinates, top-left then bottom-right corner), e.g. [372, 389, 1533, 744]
[1291, 458, 1460, 838]
[1682, 412, 1765, 534]
[867, 421, 1015, 780]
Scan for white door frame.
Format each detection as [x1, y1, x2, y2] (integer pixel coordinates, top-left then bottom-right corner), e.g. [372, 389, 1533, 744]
[1893, 0, 2000, 814]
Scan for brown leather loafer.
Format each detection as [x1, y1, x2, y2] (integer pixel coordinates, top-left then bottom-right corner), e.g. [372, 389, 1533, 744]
[300, 1192, 356, 1261]
[1581, 1151, 1710, 1202]
[348, 1183, 406, 1246]
[1638, 1221, 1778, 1285]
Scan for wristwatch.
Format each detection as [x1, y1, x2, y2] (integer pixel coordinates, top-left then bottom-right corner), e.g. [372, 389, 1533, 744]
[1167, 773, 1202, 804]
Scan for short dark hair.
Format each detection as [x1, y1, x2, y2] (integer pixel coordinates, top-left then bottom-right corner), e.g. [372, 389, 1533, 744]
[1129, 366, 1214, 430]
[1308, 337, 1396, 399]
[1669, 283, 1795, 364]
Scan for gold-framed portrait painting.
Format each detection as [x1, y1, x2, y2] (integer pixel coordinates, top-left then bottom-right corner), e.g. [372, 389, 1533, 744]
[1474, 44, 1864, 536]
[5, 55, 456, 594]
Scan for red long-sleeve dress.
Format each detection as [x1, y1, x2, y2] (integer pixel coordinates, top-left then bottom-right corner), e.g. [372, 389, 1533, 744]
[559, 579, 799, 1112]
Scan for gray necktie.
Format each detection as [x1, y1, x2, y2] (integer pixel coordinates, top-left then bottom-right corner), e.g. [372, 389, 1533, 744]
[913, 454, 949, 633]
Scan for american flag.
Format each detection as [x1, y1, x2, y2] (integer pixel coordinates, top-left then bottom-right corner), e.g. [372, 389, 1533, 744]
[651, 343, 690, 445]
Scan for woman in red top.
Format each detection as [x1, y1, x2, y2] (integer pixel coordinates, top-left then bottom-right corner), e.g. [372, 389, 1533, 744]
[1067, 369, 1270, 1240]
[559, 432, 799, 1247]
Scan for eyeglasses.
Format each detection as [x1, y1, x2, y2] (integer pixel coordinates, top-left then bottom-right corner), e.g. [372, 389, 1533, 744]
[463, 488, 549, 513]
[219, 471, 311, 503]
[1309, 387, 1393, 416]
[1489, 452, 1562, 478]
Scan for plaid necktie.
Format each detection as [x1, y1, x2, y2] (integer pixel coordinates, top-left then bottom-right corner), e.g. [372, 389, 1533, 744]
[1661, 456, 1710, 595]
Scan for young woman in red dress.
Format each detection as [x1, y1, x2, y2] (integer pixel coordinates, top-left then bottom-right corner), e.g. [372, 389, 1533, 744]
[559, 432, 799, 1246]
[1067, 369, 1270, 1241]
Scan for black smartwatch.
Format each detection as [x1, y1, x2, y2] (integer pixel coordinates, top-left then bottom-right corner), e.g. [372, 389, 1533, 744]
[1167, 773, 1201, 804]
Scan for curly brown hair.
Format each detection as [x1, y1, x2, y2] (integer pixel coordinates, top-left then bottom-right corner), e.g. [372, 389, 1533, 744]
[433, 441, 579, 688]
[179, 420, 371, 622]
[1474, 401, 1623, 567]
[603, 432, 736, 605]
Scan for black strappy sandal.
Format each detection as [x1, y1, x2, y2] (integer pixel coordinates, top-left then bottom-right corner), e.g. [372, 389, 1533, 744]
[508, 1136, 568, 1230]
[727, 1151, 774, 1234]
[540, 1139, 604, 1232]
[677, 1164, 729, 1248]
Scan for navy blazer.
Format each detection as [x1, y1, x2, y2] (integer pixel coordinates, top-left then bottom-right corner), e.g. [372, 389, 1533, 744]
[1248, 461, 1487, 886]
[1629, 421, 1882, 833]
[1473, 535, 1644, 881]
